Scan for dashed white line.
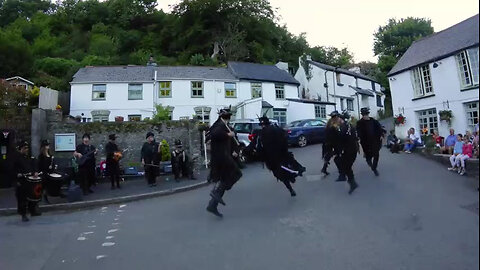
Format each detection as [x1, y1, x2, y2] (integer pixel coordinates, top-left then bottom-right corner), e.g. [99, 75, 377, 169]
[112, 223, 120, 226]
[88, 225, 97, 228]
[83, 232, 94, 235]
[96, 255, 108, 260]
[108, 229, 119, 234]
[77, 237, 87, 241]
[119, 204, 127, 208]
[106, 236, 114, 240]
[102, 242, 116, 247]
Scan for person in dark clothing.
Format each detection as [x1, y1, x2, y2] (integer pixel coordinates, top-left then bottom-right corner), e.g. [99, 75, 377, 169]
[386, 130, 402, 153]
[141, 132, 160, 187]
[38, 140, 65, 202]
[171, 139, 195, 181]
[335, 111, 359, 194]
[105, 134, 121, 189]
[356, 107, 385, 176]
[14, 141, 41, 222]
[73, 133, 97, 195]
[206, 108, 243, 218]
[256, 116, 305, 197]
[322, 111, 342, 176]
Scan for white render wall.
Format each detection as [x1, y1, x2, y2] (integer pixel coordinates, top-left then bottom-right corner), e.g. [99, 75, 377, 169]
[389, 53, 479, 138]
[287, 102, 315, 122]
[295, 61, 385, 120]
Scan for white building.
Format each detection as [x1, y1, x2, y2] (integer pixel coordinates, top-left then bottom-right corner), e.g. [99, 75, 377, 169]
[295, 57, 385, 120]
[388, 14, 479, 138]
[69, 61, 307, 126]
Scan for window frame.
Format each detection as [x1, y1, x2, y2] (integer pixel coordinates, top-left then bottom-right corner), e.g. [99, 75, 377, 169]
[128, 115, 142, 122]
[314, 104, 327, 119]
[92, 115, 109, 122]
[465, 101, 479, 131]
[251, 82, 262, 98]
[456, 48, 479, 88]
[191, 81, 204, 98]
[92, 84, 107, 101]
[159, 81, 172, 98]
[275, 84, 285, 100]
[376, 95, 383, 107]
[417, 108, 438, 135]
[128, 84, 143, 100]
[273, 108, 287, 127]
[346, 99, 354, 111]
[411, 65, 434, 98]
[224, 82, 237, 98]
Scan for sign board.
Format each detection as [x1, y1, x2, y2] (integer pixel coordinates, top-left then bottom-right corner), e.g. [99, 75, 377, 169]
[55, 133, 76, 152]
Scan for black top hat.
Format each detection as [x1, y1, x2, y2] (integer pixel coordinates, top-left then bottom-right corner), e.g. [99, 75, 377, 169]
[41, 139, 50, 147]
[146, 132, 155, 139]
[218, 107, 233, 118]
[259, 116, 271, 126]
[174, 139, 182, 147]
[17, 140, 29, 149]
[329, 110, 340, 117]
[109, 134, 117, 140]
[360, 107, 370, 115]
[82, 133, 91, 140]
[340, 110, 351, 120]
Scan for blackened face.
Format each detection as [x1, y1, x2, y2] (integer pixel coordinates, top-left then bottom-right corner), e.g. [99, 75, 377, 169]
[83, 137, 90, 145]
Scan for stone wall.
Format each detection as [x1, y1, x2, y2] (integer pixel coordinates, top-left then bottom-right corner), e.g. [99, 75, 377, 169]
[45, 115, 205, 171]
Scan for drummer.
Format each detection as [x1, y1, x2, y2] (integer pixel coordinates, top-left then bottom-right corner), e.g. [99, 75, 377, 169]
[14, 141, 41, 222]
[38, 139, 66, 201]
[105, 134, 121, 189]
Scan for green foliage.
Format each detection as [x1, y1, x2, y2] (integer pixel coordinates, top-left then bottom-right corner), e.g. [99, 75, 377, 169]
[150, 104, 172, 123]
[160, 139, 171, 162]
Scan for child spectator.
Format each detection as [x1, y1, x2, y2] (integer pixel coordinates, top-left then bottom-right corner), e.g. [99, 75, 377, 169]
[456, 136, 473, 176]
[432, 130, 444, 149]
[448, 134, 464, 171]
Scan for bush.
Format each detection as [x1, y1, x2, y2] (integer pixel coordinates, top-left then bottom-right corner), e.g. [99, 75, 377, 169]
[160, 139, 171, 162]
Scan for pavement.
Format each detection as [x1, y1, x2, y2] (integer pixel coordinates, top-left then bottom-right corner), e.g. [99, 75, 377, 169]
[0, 171, 209, 215]
[0, 145, 478, 270]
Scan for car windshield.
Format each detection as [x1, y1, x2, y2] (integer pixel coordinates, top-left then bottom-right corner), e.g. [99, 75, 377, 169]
[287, 121, 304, 127]
[233, 123, 252, 133]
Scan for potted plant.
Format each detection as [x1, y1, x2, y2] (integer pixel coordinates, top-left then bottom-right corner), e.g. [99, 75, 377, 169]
[159, 139, 172, 173]
[115, 116, 124, 122]
[438, 110, 453, 124]
[394, 114, 406, 126]
[56, 104, 62, 111]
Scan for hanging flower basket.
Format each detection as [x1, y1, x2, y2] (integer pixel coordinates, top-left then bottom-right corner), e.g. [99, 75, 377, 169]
[438, 110, 453, 124]
[394, 114, 406, 126]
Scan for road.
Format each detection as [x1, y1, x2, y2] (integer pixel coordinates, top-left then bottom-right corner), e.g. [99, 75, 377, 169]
[0, 145, 478, 270]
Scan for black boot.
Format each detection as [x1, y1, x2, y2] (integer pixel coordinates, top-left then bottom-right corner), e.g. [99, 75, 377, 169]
[21, 215, 29, 222]
[336, 174, 346, 182]
[348, 178, 358, 195]
[206, 199, 223, 217]
[297, 166, 306, 177]
[210, 184, 226, 206]
[321, 163, 329, 176]
[282, 180, 296, 197]
[373, 169, 379, 176]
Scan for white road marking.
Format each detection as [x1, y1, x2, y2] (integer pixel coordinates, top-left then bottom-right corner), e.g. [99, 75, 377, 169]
[102, 242, 115, 247]
[114, 218, 119, 221]
[101, 207, 108, 210]
[108, 229, 119, 233]
[83, 232, 94, 235]
[117, 210, 124, 213]
[88, 225, 97, 228]
[96, 255, 108, 260]
[61, 260, 66, 263]
[91, 221, 95, 223]
[112, 223, 120, 225]
[77, 237, 87, 241]
[119, 204, 127, 208]
[106, 236, 114, 240]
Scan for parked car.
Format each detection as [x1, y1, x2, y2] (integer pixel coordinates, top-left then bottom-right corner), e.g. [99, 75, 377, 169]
[232, 118, 278, 162]
[286, 119, 327, 147]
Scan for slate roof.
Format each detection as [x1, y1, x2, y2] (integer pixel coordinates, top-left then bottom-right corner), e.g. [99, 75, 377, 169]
[286, 98, 336, 105]
[5, 76, 34, 85]
[388, 14, 479, 76]
[155, 66, 236, 80]
[71, 66, 155, 83]
[308, 60, 378, 83]
[262, 101, 273, 108]
[228, 62, 300, 85]
[349, 86, 375, 97]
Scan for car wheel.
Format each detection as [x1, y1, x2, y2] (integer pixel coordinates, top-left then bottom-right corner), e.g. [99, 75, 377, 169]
[298, 135, 307, 147]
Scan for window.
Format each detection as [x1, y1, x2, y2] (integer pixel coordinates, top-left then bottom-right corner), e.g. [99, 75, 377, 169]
[417, 108, 438, 135]
[92, 84, 106, 100]
[340, 98, 345, 111]
[233, 123, 252, 134]
[225, 82, 237, 98]
[128, 84, 143, 100]
[314, 104, 327, 119]
[456, 48, 479, 88]
[273, 109, 287, 127]
[371, 81, 376, 91]
[191, 81, 204, 97]
[411, 65, 433, 97]
[335, 73, 342, 85]
[275, 84, 285, 99]
[194, 106, 210, 124]
[347, 99, 354, 111]
[128, 115, 142, 122]
[465, 101, 479, 131]
[92, 115, 108, 122]
[376, 95, 383, 107]
[251, 82, 262, 98]
[306, 120, 325, 127]
[159, 81, 172, 98]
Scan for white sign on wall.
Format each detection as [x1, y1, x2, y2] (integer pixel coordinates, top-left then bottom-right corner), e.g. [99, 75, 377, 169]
[55, 133, 76, 152]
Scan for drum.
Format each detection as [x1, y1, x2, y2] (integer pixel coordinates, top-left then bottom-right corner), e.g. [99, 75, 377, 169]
[26, 175, 43, 202]
[45, 172, 65, 197]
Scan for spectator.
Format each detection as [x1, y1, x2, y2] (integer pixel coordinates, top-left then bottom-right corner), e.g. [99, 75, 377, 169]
[465, 130, 474, 143]
[473, 131, 479, 158]
[442, 128, 456, 154]
[456, 136, 473, 176]
[404, 128, 422, 153]
[448, 134, 464, 171]
[432, 130, 444, 149]
[386, 130, 402, 153]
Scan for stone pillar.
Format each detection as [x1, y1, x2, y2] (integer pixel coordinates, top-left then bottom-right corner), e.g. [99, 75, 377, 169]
[31, 109, 47, 157]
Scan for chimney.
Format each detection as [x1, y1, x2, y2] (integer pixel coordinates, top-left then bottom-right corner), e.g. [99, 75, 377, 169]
[348, 67, 361, 74]
[275, 61, 289, 72]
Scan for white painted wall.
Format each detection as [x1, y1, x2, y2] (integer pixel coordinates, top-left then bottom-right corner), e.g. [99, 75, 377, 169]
[39, 87, 59, 110]
[287, 102, 315, 122]
[389, 52, 479, 138]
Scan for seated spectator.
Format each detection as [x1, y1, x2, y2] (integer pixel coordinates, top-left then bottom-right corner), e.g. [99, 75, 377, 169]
[473, 131, 479, 158]
[455, 136, 473, 176]
[404, 128, 422, 153]
[448, 134, 464, 171]
[442, 128, 456, 154]
[432, 130, 444, 149]
[386, 130, 402, 153]
[465, 130, 474, 143]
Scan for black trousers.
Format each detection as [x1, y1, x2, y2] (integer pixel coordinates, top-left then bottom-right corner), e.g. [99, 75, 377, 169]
[172, 160, 192, 179]
[79, 166, 95, 193]
[144, 166, 157, 184]
[337, 152, 356, 180]
[107, 159, 120, 187]
[364, 150, 380, 171]
[16, 186, 38, 216]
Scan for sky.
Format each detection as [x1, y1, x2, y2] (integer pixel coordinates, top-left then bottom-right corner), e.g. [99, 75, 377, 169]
[157, 0, 479, 63]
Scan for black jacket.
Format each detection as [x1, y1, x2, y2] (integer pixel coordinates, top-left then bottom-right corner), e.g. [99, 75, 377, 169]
[141, 141, 160, 165]
[75, 143, 96, 168]
[105, 142, 119, 161]
[14, 153, 37, 183]
[356, 118, 384, 151]
[258, 124, 289, 170]
[38, 154, 54, 174]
